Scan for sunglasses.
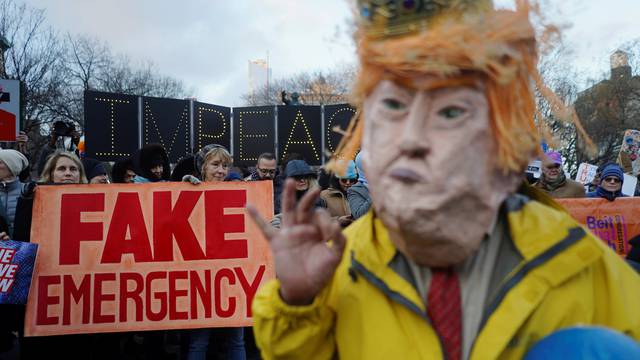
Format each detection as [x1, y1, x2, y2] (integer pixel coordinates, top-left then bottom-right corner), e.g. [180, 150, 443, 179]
[603, 177, 621, 184]
[339, 178, 358, 184]
[257, 168, 276, 175]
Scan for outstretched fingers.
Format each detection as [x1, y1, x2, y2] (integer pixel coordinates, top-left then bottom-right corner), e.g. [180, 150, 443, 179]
[281, 179, 297, 227]
[296, 187, 321, 224]
[329, 221, 347, 258]
[313, 208, 347, 258]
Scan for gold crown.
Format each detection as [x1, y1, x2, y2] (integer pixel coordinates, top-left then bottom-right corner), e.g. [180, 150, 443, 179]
[357, 0, 493, 38]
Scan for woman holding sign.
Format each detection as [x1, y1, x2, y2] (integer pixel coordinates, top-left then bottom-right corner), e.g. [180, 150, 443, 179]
[183, 143, 246, 360]
[587, 164, 627, 201]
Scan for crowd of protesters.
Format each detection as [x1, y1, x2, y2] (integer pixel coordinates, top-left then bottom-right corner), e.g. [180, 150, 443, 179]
[0, 120, 638, 360]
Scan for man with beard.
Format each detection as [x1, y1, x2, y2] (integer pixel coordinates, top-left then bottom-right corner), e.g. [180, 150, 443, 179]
[246, 152, 283, 214]
[534, 151, 585, 198]
[248, 1, 640, 359]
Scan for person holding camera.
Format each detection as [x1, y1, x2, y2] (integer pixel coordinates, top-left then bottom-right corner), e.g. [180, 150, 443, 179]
[36, 120, 80, 176]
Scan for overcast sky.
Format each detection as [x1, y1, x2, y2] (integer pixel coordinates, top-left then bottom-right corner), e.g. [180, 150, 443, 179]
[25, 0, 640, 106]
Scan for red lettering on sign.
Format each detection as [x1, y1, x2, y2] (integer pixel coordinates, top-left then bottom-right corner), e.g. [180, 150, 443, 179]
[190, 270, 212, 319]
[36, 275, 60, 325]
[93, 273, 116, 324]
[119, 272, 144, 322]
[235, 265, 266, 317]
[204, 190, 248, 259]
[62, 275, 91, 325]
[153, 191, 205, 261]
[60, 194, 105, 265]
[214, 268, 236, 318]
[145, 271, 167, 321]
[168, 271, 189, 320]
[102, 193, 152, 263]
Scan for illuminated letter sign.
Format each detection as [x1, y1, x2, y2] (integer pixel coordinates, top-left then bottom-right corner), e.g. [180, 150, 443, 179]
[232, 106, 275, 166]
[84, 91, 138, 161]
[323, 104, 356, 157]
[193, 103, 231, 152]
[277, 106, 322, 166]
[142, 97, 191, 163]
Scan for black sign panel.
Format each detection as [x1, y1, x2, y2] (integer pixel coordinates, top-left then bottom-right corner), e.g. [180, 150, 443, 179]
[142, 96, 191, 163]
[277, 106, 322, 166]
[232, 106, 275, 166]
[84, 90, 138, 161]
[193, 102, 231, 153]
[324, 104, 357, 157]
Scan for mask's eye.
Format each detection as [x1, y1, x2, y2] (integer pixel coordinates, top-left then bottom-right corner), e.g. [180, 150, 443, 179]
[382, 98, 406, 111]
[438, 106, 466, 119]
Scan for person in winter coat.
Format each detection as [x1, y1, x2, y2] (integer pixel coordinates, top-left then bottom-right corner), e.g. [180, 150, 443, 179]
[320, 160, 357, 227]
[245, 153, 283, 215]
[13, 151, 87, 244]
[111, 157, 136, 183]
[586, 164, 626, 201]
[270, 160, 326, 229]
[533, 151, 585, 198]
[248, 2, 640, 360]
[182, 144, 246, 360]
[171, 154, 196, 181]
[131, 143, 170, 183]
[347, 152, 372, 219]
[0, 149, 29, 237]
[15, 151, 93, 360]
[81, 157, 109, 184]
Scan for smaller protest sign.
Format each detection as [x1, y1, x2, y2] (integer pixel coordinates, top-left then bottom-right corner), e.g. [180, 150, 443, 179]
[558, 198, 640, 256]
[575, 163, 598, 185]
[526, 160, 542, 179]
[0, 240, 38, 305]
[617, 129, 640, 176]
[0, 79, 20, 141]
[622, 174, 637, 197]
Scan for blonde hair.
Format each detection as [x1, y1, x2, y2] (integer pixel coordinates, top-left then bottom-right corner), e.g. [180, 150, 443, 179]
[40, 151, 88, 184]
[330, 0, 592, 174]
[201, 147, 233, 179]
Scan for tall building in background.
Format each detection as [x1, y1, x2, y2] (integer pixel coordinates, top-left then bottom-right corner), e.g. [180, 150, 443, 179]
[248, 59, 271, 103]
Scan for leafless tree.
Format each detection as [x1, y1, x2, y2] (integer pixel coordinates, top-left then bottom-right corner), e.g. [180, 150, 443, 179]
[242, 65, 356, 106]
[0, 0, 189, 167]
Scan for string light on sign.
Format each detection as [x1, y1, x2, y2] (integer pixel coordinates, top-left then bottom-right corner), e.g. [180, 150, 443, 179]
[282, 110, 320, 161]
[94, 97, 131, 157]
[144, 101, 190, 155]
[197, 106, 227, 150]
[326, 106, 357, 153]
[238, 110, 270, 161]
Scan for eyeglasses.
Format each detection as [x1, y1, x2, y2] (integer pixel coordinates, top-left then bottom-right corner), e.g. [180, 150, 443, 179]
[257, 168, 276, 175]
[339, 178, 358, 185]
[603, 177, 621, 184]
[545, 164, 561, 170]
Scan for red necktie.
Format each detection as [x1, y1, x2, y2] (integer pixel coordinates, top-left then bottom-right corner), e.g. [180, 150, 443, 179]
[427, 268, 462, 360]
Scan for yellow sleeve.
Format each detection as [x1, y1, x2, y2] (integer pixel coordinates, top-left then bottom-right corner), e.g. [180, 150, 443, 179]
[252, 279, 336, 360]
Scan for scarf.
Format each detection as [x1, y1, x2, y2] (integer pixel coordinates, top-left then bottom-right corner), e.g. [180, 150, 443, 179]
[540, 172, 567, 192]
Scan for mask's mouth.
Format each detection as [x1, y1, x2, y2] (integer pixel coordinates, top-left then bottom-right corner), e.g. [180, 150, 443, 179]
[388, 167, 424, 184]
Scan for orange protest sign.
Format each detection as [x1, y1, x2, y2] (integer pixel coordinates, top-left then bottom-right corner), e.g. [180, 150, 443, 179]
[24, 181, 274, 336]
[557, 197, 640, 256]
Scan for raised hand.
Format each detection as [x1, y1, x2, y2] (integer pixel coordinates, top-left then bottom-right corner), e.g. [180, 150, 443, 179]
[248, 179, 346, 305]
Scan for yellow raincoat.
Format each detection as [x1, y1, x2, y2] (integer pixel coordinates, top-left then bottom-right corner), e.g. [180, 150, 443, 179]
[253, 195, 640, 359]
